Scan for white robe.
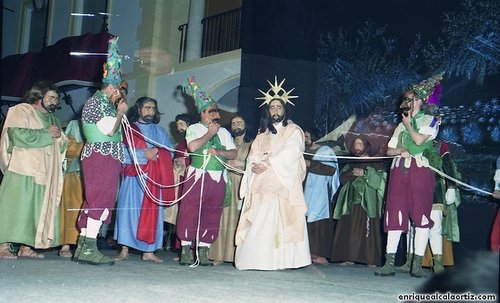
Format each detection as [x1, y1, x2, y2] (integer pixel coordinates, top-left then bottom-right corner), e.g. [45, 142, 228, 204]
[235, 122, 311, 270]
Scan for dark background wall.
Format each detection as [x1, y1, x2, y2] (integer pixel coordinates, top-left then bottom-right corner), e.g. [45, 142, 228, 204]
[238, 0, 320, 136]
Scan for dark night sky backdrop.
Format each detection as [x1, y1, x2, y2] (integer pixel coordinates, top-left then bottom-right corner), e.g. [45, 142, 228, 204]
[238, 0, 499, 259]
[239, 0, 498, 148]
[239, 0, 466, 133]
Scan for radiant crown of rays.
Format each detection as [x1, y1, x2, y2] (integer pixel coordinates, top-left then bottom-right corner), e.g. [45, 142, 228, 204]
[256, 76, 298, 107]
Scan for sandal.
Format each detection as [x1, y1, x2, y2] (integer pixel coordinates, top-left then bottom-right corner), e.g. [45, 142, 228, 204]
[58, 250, 72, 258]
[0, 243, 17, 259]
[58, 245, 72, 258]
[338, 261, 354, 266]
[115, 247, 129, 261]
[17, 245, 44, 259]
[142, 253, 163, 263]
[312, 256, 329, 265]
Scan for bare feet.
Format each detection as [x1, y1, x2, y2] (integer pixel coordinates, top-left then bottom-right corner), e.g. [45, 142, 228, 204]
[212, 260, 223, 266]
[339, 261, 354, 266]
[115, 246, 129, 261]
[17, 245, 44, 259]
[58, 245, 72, 258]
[142, 252, 163, 263]
[0, 243, 17, 259]
[312, 256, 329, 265]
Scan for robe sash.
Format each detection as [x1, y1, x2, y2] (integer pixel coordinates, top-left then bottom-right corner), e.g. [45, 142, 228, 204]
[123, 123, 175, 244]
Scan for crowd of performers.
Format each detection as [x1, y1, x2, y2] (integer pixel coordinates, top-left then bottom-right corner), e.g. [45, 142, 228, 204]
[0, 38, 499, 278]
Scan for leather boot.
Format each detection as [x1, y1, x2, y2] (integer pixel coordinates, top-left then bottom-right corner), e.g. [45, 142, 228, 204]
[198, 246, 212, 266]
[76, 237, 114, 266]
[410, 254, 427, 278]
[432, 254, 444, 274]
[395, 253, 412, 273]
[179, 245, 193, 266]
[72, 236, 85, 262]
[374, 253, 395, 276]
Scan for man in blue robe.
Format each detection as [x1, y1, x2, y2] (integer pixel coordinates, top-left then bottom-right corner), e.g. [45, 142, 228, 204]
[114, 97, 175, 263]
[303, 129, 340, 265]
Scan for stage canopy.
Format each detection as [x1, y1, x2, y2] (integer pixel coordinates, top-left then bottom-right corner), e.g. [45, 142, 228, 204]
[1, 32, 112, 102]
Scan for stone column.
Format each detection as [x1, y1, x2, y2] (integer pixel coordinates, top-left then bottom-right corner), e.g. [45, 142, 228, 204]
[184, 0, 205, 61]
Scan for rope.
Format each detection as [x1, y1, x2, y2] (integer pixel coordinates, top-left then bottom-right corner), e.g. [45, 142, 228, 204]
[120, 117, 248, 207]
[121, 116, 208, 206]
[122, 117, 493, 201]
[304, 149, 494, 197]
[424, 161, 493, 196]
[302, 151, 394, 161]
[189, 153, 211, 268]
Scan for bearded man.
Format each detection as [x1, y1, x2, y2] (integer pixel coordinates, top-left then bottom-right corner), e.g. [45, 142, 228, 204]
[303, 128, 340, 265]
[235, 77, 311, 270]
[172, 113, 193, 193]
[209, 114, 252, 265]
[331, 136, 386, 267]
[0, 80, 67, 259]
[163, 113, 194, 250]
[114, 97, 175, 263]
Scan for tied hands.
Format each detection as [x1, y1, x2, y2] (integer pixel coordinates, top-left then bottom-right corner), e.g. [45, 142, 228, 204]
[174, 157, 186, 167]
[144, 147, 158, 161]
[174, 157, 186, 175]
[251, 160, 270, 174]
[48, 125, 61, 138]
[352, 167, 365, 177]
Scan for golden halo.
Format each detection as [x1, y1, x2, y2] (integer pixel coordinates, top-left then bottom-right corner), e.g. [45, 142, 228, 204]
[255, 76, 298, 107]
